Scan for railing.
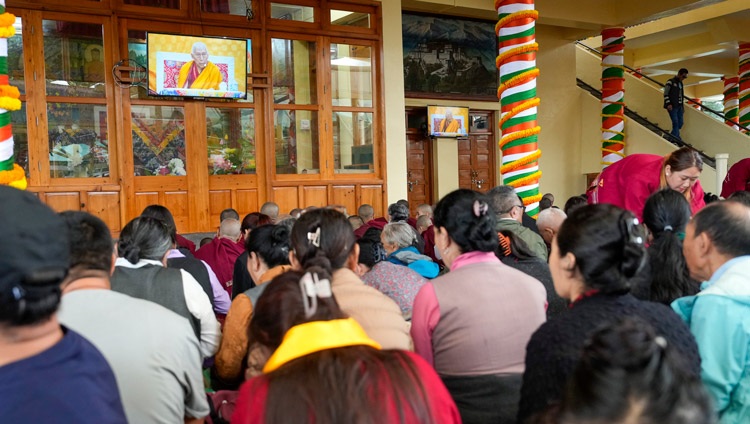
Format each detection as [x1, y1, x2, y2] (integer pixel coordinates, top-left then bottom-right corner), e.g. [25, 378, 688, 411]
[576, 77, 716, 168]
[575, 41, 750, 134]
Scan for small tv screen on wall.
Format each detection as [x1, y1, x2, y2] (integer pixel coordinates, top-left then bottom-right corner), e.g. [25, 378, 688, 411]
[428, 105, 469, 137]
[147, 33, 248, 99]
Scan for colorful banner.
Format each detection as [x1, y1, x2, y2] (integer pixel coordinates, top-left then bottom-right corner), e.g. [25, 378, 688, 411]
[496, 0, 542, 217]
[723, 76, 739, 128]
[739, 43, 750, 133]
[0, 0, 23, 189]
[600, 27, 626, 168]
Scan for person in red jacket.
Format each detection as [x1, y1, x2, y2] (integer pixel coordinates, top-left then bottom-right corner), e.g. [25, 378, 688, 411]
[721, 158, 750, 198]
[588, 147, 705, 220]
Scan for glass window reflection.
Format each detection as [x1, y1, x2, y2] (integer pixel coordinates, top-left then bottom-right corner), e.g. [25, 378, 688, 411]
[48, 103, 109, 178]
[131, 105, 186, 176]
[272, 38, 316, 104]
[331, 44, 371, 107]
[207, 107, 256, 175]
[274, 110, 318, 174]
[43, 20, 106, 98]
[334, 112, 373, 173]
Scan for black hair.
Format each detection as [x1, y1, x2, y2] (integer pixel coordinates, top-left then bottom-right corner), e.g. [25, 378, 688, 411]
[556, 204, 646, 294]
[59, 211, 113, 273]
[140, 204, 177, 243]
[291, 208, 355, 271]
[678, 68, 689, 76]
[539, 197, 553, 211]
[563, 195, 588, 216]
[727, 190, 750, 207]
[387, 203, 409, 222]
[433, 189, 497, 253]
[241, 212, 272, 233]
[692, 201, 750, 258]
[357, 229, 387, 269]
[496, 229, 537, 261]
[117, 217, 172, 265]
[245, 224, 291, 269]
[642, 190, 698, 304]
[550, 318, 713, 424]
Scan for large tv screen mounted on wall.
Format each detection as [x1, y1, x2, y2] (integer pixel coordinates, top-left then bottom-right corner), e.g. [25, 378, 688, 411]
[147, 33, 248, 99]
[428, 105, 469, 137]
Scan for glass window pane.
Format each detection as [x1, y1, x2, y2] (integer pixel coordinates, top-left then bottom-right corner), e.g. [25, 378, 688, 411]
[331, 10, 370, 28]
[123, 0, 180, 9]
[48, 103, 109, 178]
[43, 20, 105, 98]
[331, 44, 371, 107]
[274, 110, 318, 174]
[12, 102, 29, 176]
[207, 107, 256, 174]
[334, 112, 373, 173]
[131, 105, 186, 176]
[272, 38, 316, 104]
[270, 3, 314, 22]
[202, 0, 251, 16]
[9, 17, 24, 95]
[127, 30, 149, 100]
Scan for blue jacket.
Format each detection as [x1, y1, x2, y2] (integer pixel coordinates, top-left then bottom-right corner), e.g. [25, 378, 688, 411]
[672, 256, 750, 424]
[387, 246, 440, 279]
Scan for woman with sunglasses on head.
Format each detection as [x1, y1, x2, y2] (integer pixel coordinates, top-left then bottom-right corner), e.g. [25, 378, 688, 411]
[517, 204, 702, 424]
[231, 260, 461, 423]
[411, 189, 548, 423]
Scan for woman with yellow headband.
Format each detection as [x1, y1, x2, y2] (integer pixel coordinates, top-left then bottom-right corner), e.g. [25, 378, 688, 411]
[231, 264, 460, 423]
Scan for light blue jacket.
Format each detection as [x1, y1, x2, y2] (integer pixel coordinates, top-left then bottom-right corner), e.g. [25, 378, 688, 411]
[672, 256, 750, 424]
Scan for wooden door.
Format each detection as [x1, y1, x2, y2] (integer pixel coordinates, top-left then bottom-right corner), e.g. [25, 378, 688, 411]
[405, 108, 432, 214]
[458, 111, 495, 192]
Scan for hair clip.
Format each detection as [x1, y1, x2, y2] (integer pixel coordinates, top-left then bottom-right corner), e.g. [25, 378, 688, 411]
[654, 336, 667, 349]
[621, 214, 644, 246]
[663, 225, 673, 232]
[473, 200, 489, 217]
[498, 233, 512, 257]
[307, 227, 321, 247]
[299, 272, 332, 318]
[11, 285, 25, 301]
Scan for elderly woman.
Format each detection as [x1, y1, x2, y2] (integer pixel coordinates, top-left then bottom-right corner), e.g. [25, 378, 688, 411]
[518, 204, 702, 423]
[411, 189, 547, 423]
[111, 217, 220, 359]
[381, 222, 439, 279]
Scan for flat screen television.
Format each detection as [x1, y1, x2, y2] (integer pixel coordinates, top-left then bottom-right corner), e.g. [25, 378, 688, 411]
[428, 105, 469, 137]
[147, 33, 248, 99]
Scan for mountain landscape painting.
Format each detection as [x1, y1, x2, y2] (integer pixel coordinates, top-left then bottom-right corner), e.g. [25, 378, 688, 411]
[402, 13, 497, 99]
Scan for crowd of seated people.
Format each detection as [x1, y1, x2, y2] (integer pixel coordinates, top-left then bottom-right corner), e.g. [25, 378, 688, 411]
[6, 174, 750, 424]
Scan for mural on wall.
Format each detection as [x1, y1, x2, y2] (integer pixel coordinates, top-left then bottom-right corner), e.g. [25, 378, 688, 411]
[402, 13, 497, 99]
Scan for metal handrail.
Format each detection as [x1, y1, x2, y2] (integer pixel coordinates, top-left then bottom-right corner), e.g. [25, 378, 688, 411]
[575, 41, 750, 134]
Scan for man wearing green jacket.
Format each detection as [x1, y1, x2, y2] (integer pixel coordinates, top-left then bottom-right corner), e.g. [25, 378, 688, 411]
[488, 185, 548, 261]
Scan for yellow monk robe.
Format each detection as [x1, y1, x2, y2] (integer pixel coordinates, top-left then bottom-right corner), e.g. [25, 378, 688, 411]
[439, 118, 460, 133]
[177, 61, 223, 90]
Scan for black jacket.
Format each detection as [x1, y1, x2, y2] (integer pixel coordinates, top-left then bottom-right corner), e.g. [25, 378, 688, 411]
[664, 76, 684, 109]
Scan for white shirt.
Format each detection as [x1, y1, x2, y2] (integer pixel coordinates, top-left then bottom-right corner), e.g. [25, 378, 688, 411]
[114, 257, 221, 358]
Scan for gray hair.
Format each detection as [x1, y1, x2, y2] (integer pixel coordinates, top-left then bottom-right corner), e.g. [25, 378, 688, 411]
[260, 202, 280, 219]
[537, 207, 567, 231]
[358, 204, 375, 220]
[487, 185, 519, 216]
[191, 42, 208, 54]
[382, 222, 417, 249]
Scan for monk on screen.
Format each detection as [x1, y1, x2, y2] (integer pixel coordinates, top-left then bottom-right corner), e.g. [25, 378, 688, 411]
[177, 42, 223, 90]
[439, 110, 461, 133]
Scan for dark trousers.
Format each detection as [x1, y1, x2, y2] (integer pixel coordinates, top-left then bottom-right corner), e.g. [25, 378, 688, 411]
[668, 106, 684, 140]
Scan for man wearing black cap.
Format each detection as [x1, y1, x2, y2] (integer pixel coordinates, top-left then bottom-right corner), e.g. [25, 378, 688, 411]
[0, 186, 126, 422]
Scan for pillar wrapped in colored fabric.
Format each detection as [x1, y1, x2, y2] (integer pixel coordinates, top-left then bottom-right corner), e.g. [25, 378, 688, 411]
[0, 0, 24, 189]
[723, 76, 739, 129]
[739, 43, 750, 133]
[600, 27, 625, 168]
[496, 0, 542, 217]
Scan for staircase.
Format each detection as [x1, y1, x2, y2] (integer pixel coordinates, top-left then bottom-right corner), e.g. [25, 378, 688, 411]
[576, 43, 750, 169]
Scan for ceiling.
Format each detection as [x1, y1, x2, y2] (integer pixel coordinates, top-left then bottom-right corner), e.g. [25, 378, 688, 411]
[400, 0, 750, 98]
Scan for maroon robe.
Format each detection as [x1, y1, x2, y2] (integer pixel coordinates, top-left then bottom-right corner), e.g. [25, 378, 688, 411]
[175, 233, 196, 254]
[195, 237, 245, 296]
